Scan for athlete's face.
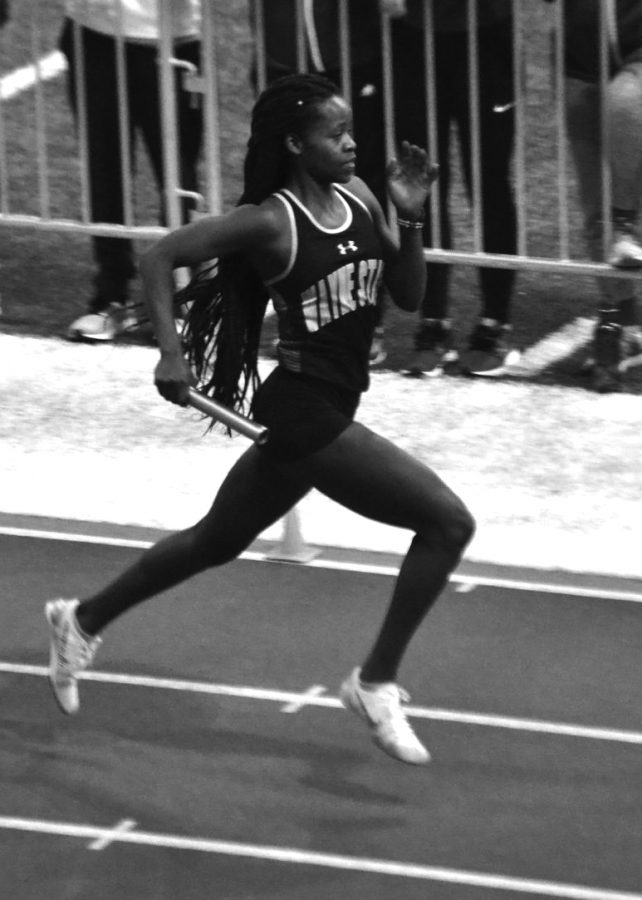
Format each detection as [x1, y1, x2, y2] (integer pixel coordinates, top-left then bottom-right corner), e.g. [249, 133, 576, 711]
[292, 96, 356, 183]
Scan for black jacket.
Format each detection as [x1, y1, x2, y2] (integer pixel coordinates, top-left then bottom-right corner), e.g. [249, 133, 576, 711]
[545, 0, 642, 81]
[258, 0, 380, 74]
[403, 0, 512, 32]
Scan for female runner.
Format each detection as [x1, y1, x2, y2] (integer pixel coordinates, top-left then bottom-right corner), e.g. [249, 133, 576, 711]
[47, 73, 475, 765]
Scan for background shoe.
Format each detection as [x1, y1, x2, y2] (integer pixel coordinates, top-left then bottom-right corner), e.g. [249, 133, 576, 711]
[67, 303, 137, 342]
[608, 224, 642, 269]
[591, 322, 623, 393]
[45, 598, 101, 715]
[339, 667, 430, 765]
[580, 324, 642, 377]
[369, 327, 387, 367]
[404, 318, 457, 378]
[619, 325, 642, 373]
[460, 318, 520, 377]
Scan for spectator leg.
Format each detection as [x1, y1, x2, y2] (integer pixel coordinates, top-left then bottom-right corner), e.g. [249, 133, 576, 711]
[59, 20, 135, 309]
[133, 40, 203, 227]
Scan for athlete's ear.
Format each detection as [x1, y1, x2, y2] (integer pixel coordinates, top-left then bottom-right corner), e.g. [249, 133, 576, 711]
[284, 132, 303, 155]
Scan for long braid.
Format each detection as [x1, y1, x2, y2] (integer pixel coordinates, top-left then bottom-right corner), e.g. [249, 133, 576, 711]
[180, 74, 339, 421]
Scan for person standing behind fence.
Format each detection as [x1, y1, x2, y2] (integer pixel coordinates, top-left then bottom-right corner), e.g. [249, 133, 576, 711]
[388, 0, 519, 378]
[544, 0, 642, 393]
[255, 0, 389, 365]
[60, 1, 203, 343]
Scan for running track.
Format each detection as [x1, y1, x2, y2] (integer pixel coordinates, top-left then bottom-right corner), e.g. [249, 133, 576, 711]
[1, 520, 641, 900]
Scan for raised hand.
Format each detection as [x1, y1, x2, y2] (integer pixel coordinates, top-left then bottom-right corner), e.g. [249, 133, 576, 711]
[386, 141, 439, 221]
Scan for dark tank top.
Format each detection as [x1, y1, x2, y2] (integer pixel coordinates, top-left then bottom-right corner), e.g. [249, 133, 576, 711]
[266, 184, 385, 392]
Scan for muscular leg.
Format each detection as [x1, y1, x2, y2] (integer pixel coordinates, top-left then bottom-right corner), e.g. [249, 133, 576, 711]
[290, 422, 475, 683]
[76, 418, 474, 687]
[76, 446, 311, 635]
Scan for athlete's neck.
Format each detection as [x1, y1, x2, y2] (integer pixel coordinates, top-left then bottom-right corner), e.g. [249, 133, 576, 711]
[284, 176, 346, 229]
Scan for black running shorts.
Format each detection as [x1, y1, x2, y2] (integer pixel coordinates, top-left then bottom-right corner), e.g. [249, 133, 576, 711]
[252, 367, 360, 462]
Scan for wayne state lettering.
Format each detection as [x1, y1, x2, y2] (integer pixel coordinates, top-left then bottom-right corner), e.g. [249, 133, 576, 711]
[300, 258, 383, 333]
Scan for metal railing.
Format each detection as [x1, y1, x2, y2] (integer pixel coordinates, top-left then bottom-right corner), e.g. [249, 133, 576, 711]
[0, 0, 638, 286]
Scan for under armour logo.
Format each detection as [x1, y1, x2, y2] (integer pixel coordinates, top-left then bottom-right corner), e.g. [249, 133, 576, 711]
[337, 241, 358, 255]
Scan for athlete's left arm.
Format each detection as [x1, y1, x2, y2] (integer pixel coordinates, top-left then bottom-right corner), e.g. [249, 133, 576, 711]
[351, 143, 437, 312]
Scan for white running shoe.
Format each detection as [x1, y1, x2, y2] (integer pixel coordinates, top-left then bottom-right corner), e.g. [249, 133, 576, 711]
[339, 667, 430, 765]
[67, 304, 137, 342]
[45, 599, 101, 715]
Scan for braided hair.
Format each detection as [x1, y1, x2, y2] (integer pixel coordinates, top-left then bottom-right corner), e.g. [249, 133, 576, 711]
[180, 73, 340, 420]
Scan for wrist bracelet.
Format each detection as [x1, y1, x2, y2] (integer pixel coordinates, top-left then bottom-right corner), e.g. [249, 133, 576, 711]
[397, 217, 424, 230]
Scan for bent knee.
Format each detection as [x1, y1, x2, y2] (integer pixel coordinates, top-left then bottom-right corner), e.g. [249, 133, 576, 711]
[447, 504, 476, 549]
[430, 500, 475, 552]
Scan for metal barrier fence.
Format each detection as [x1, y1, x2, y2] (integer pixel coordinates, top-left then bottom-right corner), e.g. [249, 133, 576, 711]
[0, 0, 639, 285]
[0, 1, 638, 561]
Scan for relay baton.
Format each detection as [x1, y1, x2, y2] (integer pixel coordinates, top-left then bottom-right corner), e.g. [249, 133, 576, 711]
[187, 388, 269, 445]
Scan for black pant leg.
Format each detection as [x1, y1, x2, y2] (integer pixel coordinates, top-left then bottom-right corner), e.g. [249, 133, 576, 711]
[391, 21, 452, 319]
[60, 20, 135, 306]
[451, 21, 517, 322]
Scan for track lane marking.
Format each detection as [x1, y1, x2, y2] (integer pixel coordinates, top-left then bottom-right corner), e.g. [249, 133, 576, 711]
[2, 663, 641, 745]
[88, 818, 137, 851]
[1, 525, 641, 604]
[0, 815, 639, 899]
[281, 684, 326, 713]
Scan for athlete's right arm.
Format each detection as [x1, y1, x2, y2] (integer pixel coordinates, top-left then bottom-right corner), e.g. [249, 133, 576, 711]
[140, 203, 284, 405]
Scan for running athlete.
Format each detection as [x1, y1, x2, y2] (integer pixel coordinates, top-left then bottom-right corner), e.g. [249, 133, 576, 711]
[46, 74, 475, 766]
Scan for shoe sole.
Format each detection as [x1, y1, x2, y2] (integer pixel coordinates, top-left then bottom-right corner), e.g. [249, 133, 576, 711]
[402, 351, 459, 379]
[464, 349, 521, 378]
[67, 329, 116, 343]
[402, 365, 445, 379]
[67, 318, 139, 343]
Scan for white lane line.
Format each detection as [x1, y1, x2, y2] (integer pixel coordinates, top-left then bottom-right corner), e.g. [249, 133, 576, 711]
[449, 573, 642, 605]
[2, 524, 642, 604]
[511, 317, 595, 376]
[0, 526, 153, 550]
[3, 663, 641, 746]
[88, 818, 137, 851]
[0, 51, 67, 101]
[281, 684, 326, 713]
[0, 816, 639, 900]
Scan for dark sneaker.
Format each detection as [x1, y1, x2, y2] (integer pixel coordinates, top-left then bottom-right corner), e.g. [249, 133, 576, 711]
[592, 322, 623, 392]
[460, 318, 520, 377]
[404, 318, 458, 378]
[581, 324, 642, 376]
